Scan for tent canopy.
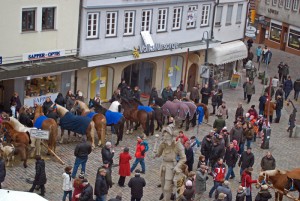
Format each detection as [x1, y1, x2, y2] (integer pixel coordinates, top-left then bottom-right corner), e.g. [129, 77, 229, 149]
[0, 189, 48, 201]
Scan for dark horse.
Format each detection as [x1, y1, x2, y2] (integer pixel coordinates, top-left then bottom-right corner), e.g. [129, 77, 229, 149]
[120, 99, 151, 136]
[91, 100, 125, 146]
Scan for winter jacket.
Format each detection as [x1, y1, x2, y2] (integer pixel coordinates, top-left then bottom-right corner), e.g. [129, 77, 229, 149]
[259, 96, 267, 111]
[0, 159, 6, 182]
[264, 101, 276, 116]
[134, 142, 146, 158]
[190, 87, 200, 101]
[97, 166, 112, 188]
[245, 83, 255, 95]
[33, 159, 47, 185]
[260, 156, 276, 171]
[62, 172, 73, 191]
[185, 147, 194, 170]
[119, 152, 132, 177]
[72, 179, 84, 201]
[149, 89, 158, 103]
[212, 163, 226, 182]
[10, 96, 22, 111]
[212, 93, 218, 106]
[243, 128, 254, 140]
[161, 88, 173, 102]
[79, 183, 93, 201]
[42, 100, 53, 115]
[133, 90, 141, 100]
[275, 88, 284, 98]
[213, 118, 226, 133]
[241, 171, 257, 190]
[215, 185, 232, 201]
[284, 79, 293, 93]
[224, 147, 238, 167]
[74, 142, 92, 159]
[238, 151, 255, 170]
[247, 108, 258, 119]
[176, 134, 189, 145]
[276, 98, 283, 110]
[210, 143, 225, 164]
[19, 113, 33, 127]
[294, 79, 300, 91]
[216, 93, 223, 106]
[201, 136, 213, 159]
[236, 190, 246, 201]
[201, 87, 211, 105]
[235, 107, 244, 120]
[230, 127, 243, 145]
[217, 106, 228, 120]
[94, 175, 108, 196]
[195, 169, 208, 193]
[278, 64, 283, 74]
[255, 190, 272, 201]
[183, 186, 195, 201]
[101, 146, 114, 166]
[264, 86, 274, 98]
[55, 93, 66, 107]
[128, 175, 146, 199]
[66, 97, 75, 111]
[282, 65, 289, 76]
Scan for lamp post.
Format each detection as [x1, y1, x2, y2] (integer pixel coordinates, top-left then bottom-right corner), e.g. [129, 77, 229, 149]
[200, 31, 210, 86]
[202, 31, 210, 65]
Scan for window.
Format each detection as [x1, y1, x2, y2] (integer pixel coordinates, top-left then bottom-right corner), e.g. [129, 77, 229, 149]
[236, 4, 243, 24]
[292, 0, 299, 10]
[266, 0, 270, 4]
[87, 13, 99, 39]
[22, 9, 36, 31]
[201, 5, 210, 26]
[215, 6, 223, 26]
[187, 5, 197, 28]
[279, 0, 284, 7]
[124, 11, 135, 36]
[226, 5, 233, 25]
[141, 10, 152, 31]
[106, 11, 117, 37]
[288, 29, 300, 50]
[269, 23, 282, 43]
[42, 7, 55, 30]
[157, 8, 168, 32]
[272, 0, 278, 5]
[285, 0, 292, 8]
[172, 7, 183, 30]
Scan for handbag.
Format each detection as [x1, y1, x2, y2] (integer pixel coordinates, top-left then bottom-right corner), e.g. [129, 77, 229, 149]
[244, 176, 251, 196]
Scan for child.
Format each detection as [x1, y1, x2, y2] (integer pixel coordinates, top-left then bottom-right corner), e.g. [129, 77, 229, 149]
[197, 155, 206, 168]
[236, 186, 246, 201]
[232, 140, 240, 152]
[62, 166, 73, 201]
[183, 180, 195, 201]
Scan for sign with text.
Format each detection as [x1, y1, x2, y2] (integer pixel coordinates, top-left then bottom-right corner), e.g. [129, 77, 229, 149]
[24, 93, 58, 107]
[30, 129, 49, 140]
[23, 50, 65, 62]
[138, 43, 179, 53]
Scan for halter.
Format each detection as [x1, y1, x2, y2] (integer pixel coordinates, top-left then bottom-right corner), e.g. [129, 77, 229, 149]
[289, 178, 295, 191]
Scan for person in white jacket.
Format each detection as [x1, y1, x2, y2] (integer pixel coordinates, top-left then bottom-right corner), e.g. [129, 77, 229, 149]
[62, 166, 73, 201]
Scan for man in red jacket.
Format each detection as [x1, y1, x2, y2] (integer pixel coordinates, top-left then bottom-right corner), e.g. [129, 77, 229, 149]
[209, 158, 226, 198]
[176, 131, 189, 145]
[130, 136, 146, 174]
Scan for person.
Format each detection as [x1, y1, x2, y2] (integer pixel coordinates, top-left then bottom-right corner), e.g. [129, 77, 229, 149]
[275, 95, 283, 123]
[261, 46, 269, 63]
[10, 92, 22, 118]
[190, 136, 200, 153]
[178, 80, 184, 91]
[238, 148, 254, 180]
[263, 99, 276, 123]
[65, 90, 74, 106]
[256, 46, 262, 63]
[133, 86, 141, 101]
[46, 107, 59, 122]
[197, 155, 207, 168]
[254, 185, 272, 201]
[211, 90, 218, 115]
[29, 155, 47, 196]
[209, 158, 226, 198]
[190, 85, 200, 103]
[215, 180, 232, 201]
[236, 186, 246, 201]
[201, 84, 211, 105]
[260, 152, 276, 171]
[243, 78, 249, 101]
[110, 89, 121, 103]
[230, 122, 243, 152]
[0, 155, 6, 189]
[209, 75, 216, 91]
[149, 87, 159, 105]
[99, 161, 113, 190]
[224, 142, 239, 180]
[247, 38, 253, 51]
[62, 166, 73, 201]
[217, 101, 228, 120]
[282, 63, 289, 83]
[284, 76, 293, 100]
[130, 136, 146, 174]
[19, 107, 33, 127]
[176, 131, 189, 145]
[195, 165, 209, 200]
[101, 142, 115, 168]
[161, 84, 173, 103]
[72, 138, 92, 178]
[118, 79, 127, 94]
[173, 86, 182, 100]
[245, 80, 255, 104]
[94, 168, 108, 201]
[184, 141, 194, 172]
[213, 114, 226, 133]
[210, 139, 225, 168]
[72, 172, 85, 201]
[275, 84, 284, 99]
[216, 193, 227, 201]
[93, 94, 102, 105]
[235, 103, 244, 120]
[264, 85, 274, 99]
[201, 135, 213, 165]
[241, 167, 257, 201]
[76, 179, 93, 201]
[183, 180, 195, 201]
[76, 91, 84, 102]
[55, 92, 66, 107]
[128, 169, 146, 201]
[294, 78, 300, 101]
[277, 62, 284, 82]
[67, 95, 76, 112]
[258, 93, 268, 115]
[118, 147, 132, 187]
[264, 49, 272, 64]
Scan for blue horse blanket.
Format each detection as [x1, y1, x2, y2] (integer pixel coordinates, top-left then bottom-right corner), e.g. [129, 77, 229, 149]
[138, 105, 154, 113]
[86, 112, 97, 119]
[60, 112, 91, 135]
[197, 106, 204, 125]
[105, 110, 123, 125]
[34, 116, 48, 129]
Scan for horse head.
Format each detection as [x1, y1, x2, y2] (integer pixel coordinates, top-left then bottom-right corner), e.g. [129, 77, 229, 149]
[71, 100, 80, 113]
[1, 112, 10, 121]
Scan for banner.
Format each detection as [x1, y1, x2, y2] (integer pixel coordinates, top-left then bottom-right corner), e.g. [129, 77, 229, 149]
[24, 93, 58, 107]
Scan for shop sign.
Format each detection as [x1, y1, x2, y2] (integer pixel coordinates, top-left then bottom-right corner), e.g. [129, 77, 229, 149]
[22, 49, 65, 62]
[30, 129, 49, 140]
[138, 43, 179, 53]
[24, 93, 58, 107]
[267, 8, 279, 15]
[99, 77, 106, 88]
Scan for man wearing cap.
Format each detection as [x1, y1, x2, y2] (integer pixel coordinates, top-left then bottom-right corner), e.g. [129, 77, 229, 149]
[95, 168, 108, 201]
[76, 179, 93, 201]
[128, 169, 146, 201]
[98, 161, 113, 189]
[101, 142, 115, 168]
[130, 136, 146, 174]
[72, 138, 92, 178]
[215, 180, 232, 201]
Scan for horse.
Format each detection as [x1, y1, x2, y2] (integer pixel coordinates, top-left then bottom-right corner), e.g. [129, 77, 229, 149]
[149, 103, 164, 131]
[120, 99, 151, 136]
[258, 169, 300, 201]
[175, 99, 197, 127]
[90, 100, 125, 146]
[54, 103, 101, 148]
[0, 140, 28, 168]
[33, 105, 59, 154]
[0, 121, 31, 146]
[285, 168, 300, 200]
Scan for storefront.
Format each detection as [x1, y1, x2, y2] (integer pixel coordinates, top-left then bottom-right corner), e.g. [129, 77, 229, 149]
[269, 22, 282, 43]
[89, 67, 113, 101]
[286, 26, 300, 55]
[162, 56, 184, 91]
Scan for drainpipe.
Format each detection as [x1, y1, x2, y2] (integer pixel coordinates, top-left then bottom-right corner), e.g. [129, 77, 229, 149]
[211, 0, 220, 39]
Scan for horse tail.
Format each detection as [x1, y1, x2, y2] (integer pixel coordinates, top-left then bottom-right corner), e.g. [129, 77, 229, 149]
[26, 131, 31, 144]
[204, 105, 209, 122]
[145, 112, 150, 136]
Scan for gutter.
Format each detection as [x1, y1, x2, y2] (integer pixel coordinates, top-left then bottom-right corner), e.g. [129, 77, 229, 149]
[75, 0, 83, 93]
[211, 0, 220, 39]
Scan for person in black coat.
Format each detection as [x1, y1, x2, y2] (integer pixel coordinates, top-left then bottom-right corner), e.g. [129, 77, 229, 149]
[149, 87, 159, 105]
[97, 162, 113, 189]
[101, 142, 114, 168]
[128, 169, 146, 201]
[72, 139, 92, 178]
[18, 108, 33, 127]
[46, 108, 59, 122]
[94, 168, 108, 201]
[209, 140, 225, 168]
[184, 141, 194, 172]
[201, 135, 213, 164]
[238, 147, 255, 177]
[200, 84, 211, 105]
[42, 97, 53, 115]
[0, 156, 6, 189]
[224, 142, 239, 180]
[255, 185, 272, 201]
[283, 76, 293, 100]
[55, 92, 66, 107]
[77, 179, 93, 201]
[29, 155, 47, 196]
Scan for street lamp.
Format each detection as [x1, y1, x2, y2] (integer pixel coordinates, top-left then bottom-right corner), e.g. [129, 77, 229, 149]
[200, 31, 211, 85]
[201, 31, 210, 65]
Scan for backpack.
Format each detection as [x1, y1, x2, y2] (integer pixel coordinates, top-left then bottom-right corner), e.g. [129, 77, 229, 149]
[195, 138, 201, 147]
[141, 140, 149, 152]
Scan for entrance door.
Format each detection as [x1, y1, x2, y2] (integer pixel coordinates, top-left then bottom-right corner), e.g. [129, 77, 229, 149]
[259, 28, 266, 44]
[187, 64, 197, 92]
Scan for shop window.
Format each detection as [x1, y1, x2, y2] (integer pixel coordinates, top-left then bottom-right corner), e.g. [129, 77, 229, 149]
[42, 7, 55, 30]
[292, 0, 299, 11]
[141, 9, 152, 32]
[236, 4, 243, 24]
[157, 8, 168, 32]
[106, 11, 118, 37]
[162, 56, 183, 90]
[25, 75, 61, 97]
[124, 11, 135, 36]
[172, 7, 183, 30]
[269, 23, 282, 43]
[288, 29, 300, 50]
[87, 12, 99, 39]
[89, 67, 113, 101]
[226, 5, 233, 26]
[187, 5, 197, 29]
[22, 8, 36, 32]
[285, 0, 292, 9]
[201, 5, 210, 26]
[215, 6, 223, 26]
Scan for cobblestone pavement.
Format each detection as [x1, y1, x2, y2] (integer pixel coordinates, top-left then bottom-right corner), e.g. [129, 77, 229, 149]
[2, 44, 300, 201]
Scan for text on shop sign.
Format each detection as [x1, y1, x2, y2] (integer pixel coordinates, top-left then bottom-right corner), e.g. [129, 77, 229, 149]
[23, 50, 65, 62]
[138, 43, 179, 53]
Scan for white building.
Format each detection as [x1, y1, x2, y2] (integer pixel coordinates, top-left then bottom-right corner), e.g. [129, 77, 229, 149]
[0, 0, 85, 110]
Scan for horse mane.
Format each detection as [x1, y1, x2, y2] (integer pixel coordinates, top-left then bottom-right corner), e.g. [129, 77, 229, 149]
[260, 169, 287, 177]
[132, 98, 144, 106]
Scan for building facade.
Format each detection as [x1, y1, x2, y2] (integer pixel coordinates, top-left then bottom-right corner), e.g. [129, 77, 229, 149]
[254, 0, 300, 56]
[0, 0, 85, 110]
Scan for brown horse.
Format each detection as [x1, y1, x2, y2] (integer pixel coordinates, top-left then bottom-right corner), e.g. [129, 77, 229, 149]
[0, 121, 31, 146]
[33, 105, 58, 154]
[71, 100, 106, 147]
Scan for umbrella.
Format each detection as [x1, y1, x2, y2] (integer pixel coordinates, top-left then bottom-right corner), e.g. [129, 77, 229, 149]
[0, 189, 48, 201]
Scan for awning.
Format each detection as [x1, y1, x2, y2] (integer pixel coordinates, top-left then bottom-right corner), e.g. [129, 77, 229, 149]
[0, 57, 87, 80]
[207, 40, 248, 65]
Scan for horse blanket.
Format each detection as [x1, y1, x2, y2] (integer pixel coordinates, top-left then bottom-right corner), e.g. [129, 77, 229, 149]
[86, 112, 97, 119]
[197, 106, 204, 125]
[60, 112, 91, 135]
[109, 101, 121, 112]
[161, 101, 189, 120]
[181, 101, 197, 120]
[105, 110, 123, 125]
[34, 115, 48, 129]
[138, 105, 154, 113]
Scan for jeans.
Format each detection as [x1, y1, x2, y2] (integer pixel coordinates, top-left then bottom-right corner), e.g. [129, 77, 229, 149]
[225, 166, 235, 180]
[246, 139, 252, 148]
[244, 91, 247, 100]
[259, 109, 264, 115]
[285, 91, 291, 100]
[131, 198, 141, 201]
[72, 157, 88, 178]
[96, 195, 107, 201]
[239, 143, 244, 155]
[63, 190, 72, 201]
[276, 109, 281, 122]
[256, 55, 260, 63]
[246, 192, 252, 201]
[247, 95, 252, 103]
[131, 158, 145, 173]
[295, 90, 300, 100]
[209, 181, 222, 197]
[240, 168, 245, 176]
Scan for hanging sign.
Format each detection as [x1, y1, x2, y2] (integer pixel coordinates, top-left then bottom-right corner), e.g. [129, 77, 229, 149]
[99, 77, 106, 88]
[30, 129, 49, 140]
[168, 67, 173, 77]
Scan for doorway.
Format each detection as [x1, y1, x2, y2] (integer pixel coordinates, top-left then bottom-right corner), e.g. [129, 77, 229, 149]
[259, 27, 266, 44]
[187, 64, 198, 92]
